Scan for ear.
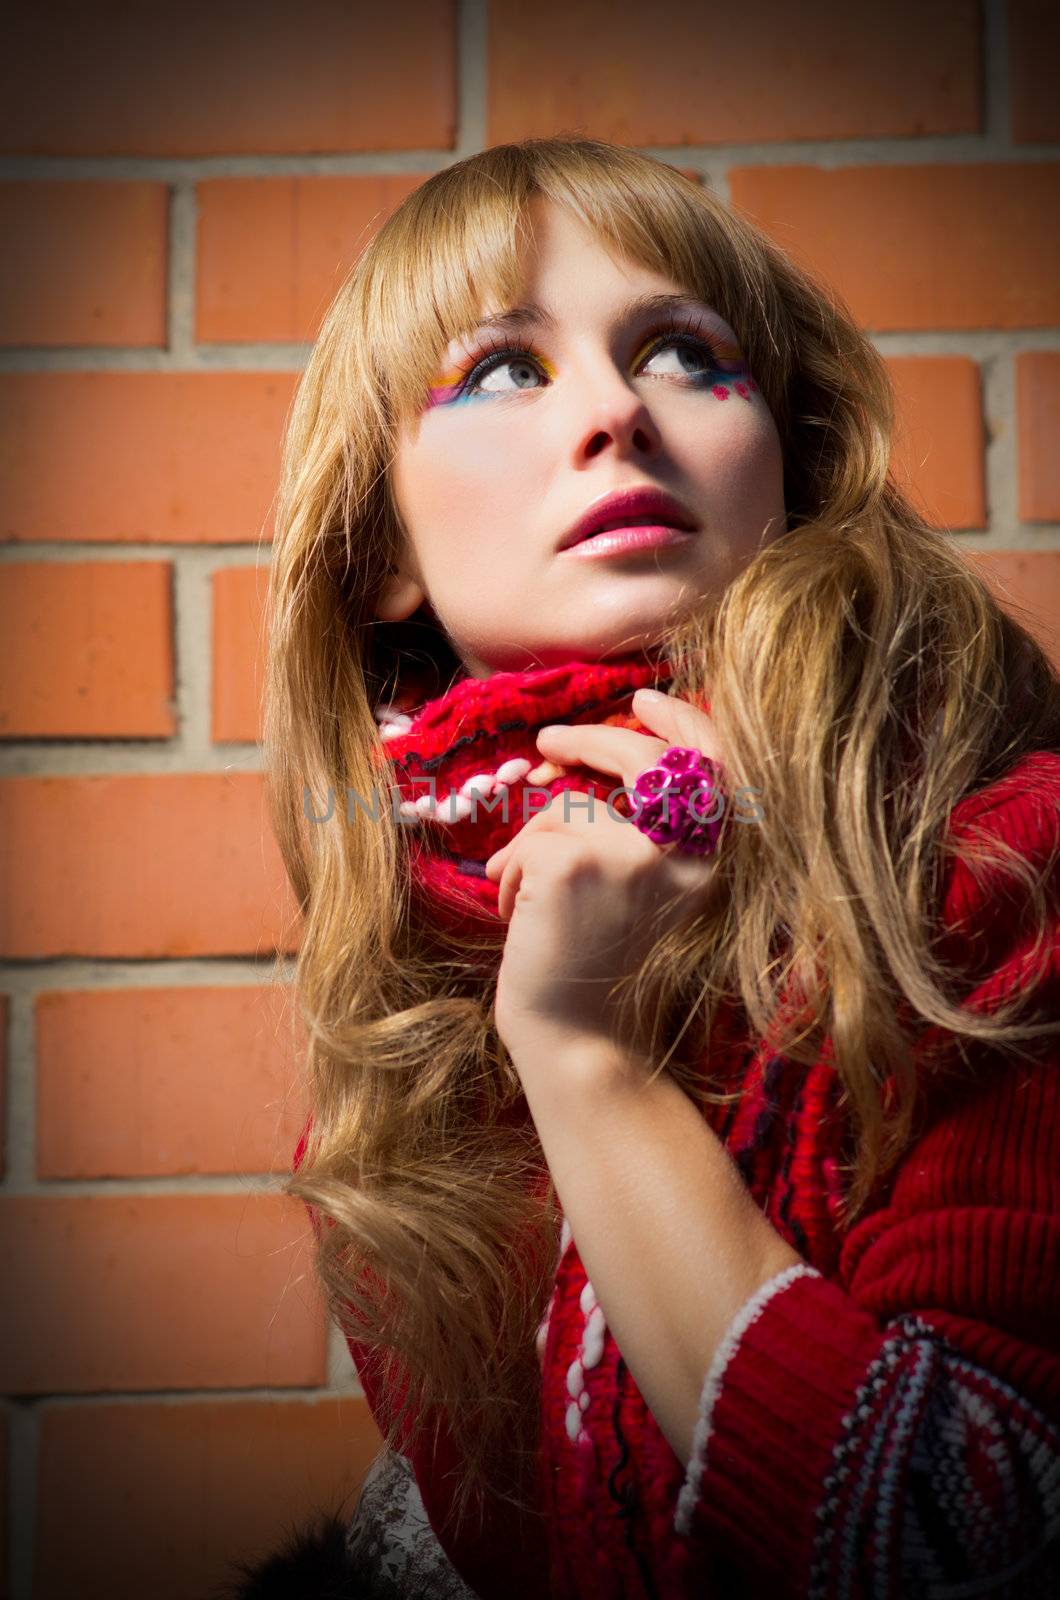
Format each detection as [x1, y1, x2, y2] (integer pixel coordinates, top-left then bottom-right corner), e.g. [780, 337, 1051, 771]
[375, 567, 427, 623]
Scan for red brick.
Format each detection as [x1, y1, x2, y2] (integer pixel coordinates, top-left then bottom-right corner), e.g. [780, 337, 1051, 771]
[965, 551, 1060, 674]
[213, 566, 269, 743]
[488, 0, 980, 145]
[0, 1193, 326, 1393]
[35, 1397, 382, 1600]
[0, 372, 296, 543]
[36, 985, 307, 1179]
[731, 165, 1060, 331]
[0, 774, 300, 959]
[0, 3, 456, 157]
[197, 175, 427, 344]
[0, 562, 174, 738]
[0, 182, 167, 348]
[1009, 0, 1060, 143]
[1016, 352, 1060, 521]
[887, 357, 985, 530]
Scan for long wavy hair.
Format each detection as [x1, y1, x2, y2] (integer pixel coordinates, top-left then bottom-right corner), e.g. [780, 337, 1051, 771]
[265, 135, 1060, 1537]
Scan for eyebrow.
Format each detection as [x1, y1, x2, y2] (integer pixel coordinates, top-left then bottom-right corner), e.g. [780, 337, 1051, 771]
[467, 291, 719, 336]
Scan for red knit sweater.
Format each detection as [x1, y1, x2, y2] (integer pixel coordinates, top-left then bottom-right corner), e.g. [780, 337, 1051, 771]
[294, 656, 1060, 1599]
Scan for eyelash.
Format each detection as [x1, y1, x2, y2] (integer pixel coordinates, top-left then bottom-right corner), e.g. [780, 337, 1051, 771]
[456, 312, 739, 399]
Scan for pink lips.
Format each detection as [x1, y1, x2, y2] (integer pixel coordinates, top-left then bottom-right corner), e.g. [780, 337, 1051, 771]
[557, 485, 699, 553]
[560, 524, 694, 558]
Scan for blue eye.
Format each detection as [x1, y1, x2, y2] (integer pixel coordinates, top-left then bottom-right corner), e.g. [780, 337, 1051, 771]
[639, 333, 719, 381]
[457, 337, 547, 399]
[454, 318, 745, 402]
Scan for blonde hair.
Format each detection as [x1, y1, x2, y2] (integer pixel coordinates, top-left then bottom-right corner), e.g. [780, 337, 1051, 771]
[265, 136, 1060, 1536]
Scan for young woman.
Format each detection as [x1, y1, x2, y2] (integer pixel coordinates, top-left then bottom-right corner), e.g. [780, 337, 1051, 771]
[266, 136, 1060, 1598]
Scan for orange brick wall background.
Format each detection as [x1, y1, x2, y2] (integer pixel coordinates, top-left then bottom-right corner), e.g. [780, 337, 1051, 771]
[0, 2, 1058, 1596]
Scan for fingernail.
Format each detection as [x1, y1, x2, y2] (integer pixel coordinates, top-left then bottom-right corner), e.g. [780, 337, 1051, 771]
[527, 761, 563, 784]
[634, 688, 664, 704]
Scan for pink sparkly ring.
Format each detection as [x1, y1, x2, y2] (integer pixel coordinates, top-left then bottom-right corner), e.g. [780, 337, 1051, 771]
[626, 745, 726, 856]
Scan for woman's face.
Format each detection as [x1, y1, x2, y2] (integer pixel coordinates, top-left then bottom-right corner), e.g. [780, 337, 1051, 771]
[380, 196, 787, 677]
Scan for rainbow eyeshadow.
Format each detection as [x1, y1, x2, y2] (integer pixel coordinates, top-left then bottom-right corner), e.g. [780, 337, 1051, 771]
[425, 354, 559, 409]
[426, 365, 472, 408]
[695, 338, 747, 373]
[677, 336, 756, 403]
[655, 332, 757, 403]
[423, 340, 757, 410]
[710, 375, 758, 403]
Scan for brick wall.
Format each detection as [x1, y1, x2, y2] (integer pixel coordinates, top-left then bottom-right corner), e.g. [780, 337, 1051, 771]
[1, 2, 1058, 1596]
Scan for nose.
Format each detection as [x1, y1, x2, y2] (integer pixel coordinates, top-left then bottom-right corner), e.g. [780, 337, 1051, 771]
[567, 354, 663, 464]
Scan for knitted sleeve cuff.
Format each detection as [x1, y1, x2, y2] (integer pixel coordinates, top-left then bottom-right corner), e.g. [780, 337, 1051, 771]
[674, 1261, 822, 1535]
[666, 1262, 1060, 1598]
[669, 1267, 901, 1593]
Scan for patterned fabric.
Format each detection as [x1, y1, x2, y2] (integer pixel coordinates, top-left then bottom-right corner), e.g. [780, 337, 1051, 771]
[807, 1314, 1060, 1599]
[293, 656, 1060, 1600]
[345, 1449, 482, 1599]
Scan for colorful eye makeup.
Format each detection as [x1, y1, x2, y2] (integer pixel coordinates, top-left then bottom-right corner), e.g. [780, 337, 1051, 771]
[427, 343, 558, 407]
[424, 311, 757, 411]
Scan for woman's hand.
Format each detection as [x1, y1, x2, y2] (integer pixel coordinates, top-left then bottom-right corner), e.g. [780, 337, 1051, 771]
[483, 687, 724, 1096]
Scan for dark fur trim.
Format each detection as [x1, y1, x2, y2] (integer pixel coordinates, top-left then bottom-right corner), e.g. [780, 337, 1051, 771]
[211, 1509, 364, 1599]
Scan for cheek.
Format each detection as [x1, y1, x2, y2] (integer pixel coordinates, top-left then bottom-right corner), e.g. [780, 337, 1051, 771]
[733, 409, 785, 494]
[412, 417, 535, 512]
[391, 437, 524, 601]
[392, 433, 486, 545]
[680, 402, 785, 511]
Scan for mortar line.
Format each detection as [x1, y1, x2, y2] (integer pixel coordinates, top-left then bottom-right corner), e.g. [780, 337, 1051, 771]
[3, 332, 1058, 376]
[456, 0, 489, 155]
[1, 139, 1058, 186]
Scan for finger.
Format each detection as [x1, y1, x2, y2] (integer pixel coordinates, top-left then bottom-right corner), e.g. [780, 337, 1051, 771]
[495, 850, 524, 921]
[525, 759, 567, 785]
[631, 688, 723, 763]
[484, 803, 582, 880]
[484, 788, 641, 880]
[484, 804, 559, 880]
[492, 825, 583, 920]
[484, 843, 509, 880]
[534, 721, 670, 789]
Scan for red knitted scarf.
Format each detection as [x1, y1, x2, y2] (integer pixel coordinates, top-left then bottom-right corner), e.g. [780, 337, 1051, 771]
[372, 652, 679, 942]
